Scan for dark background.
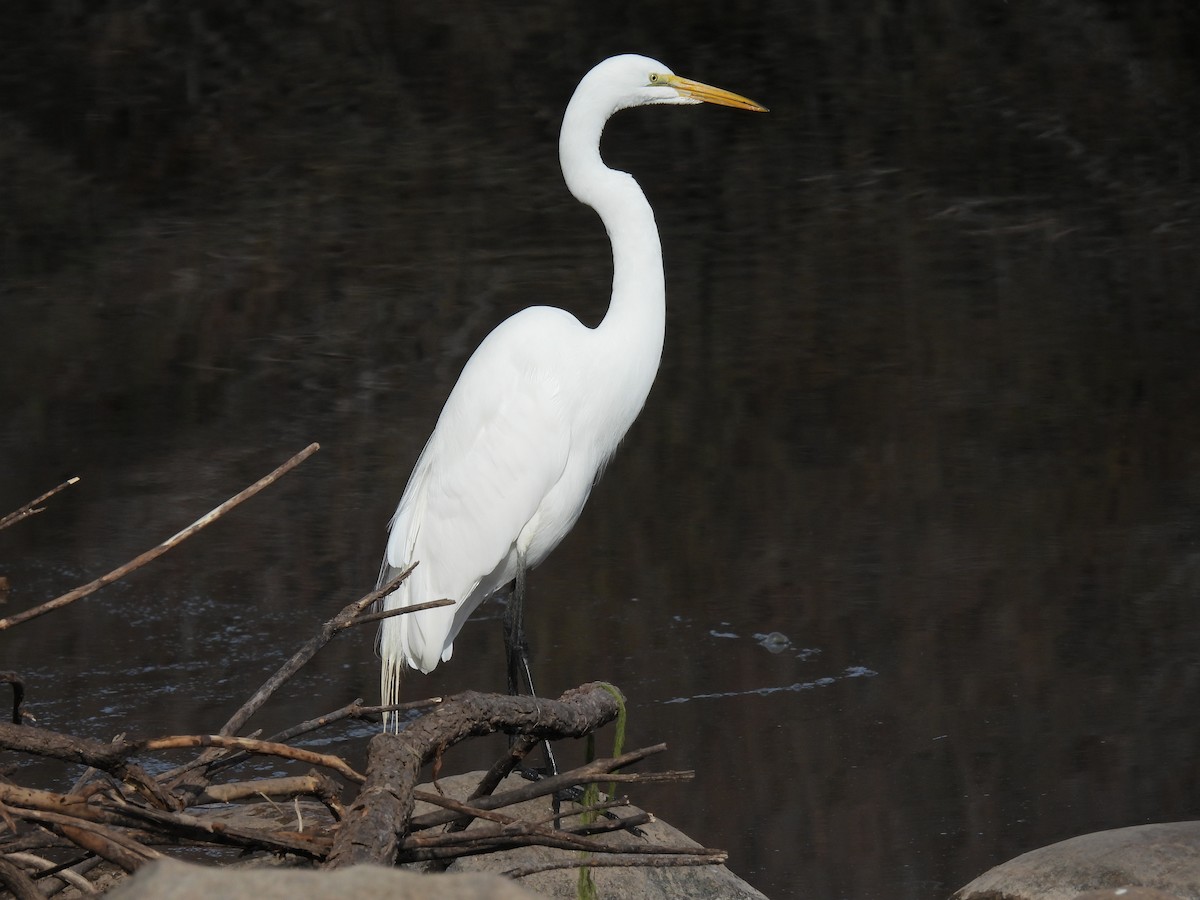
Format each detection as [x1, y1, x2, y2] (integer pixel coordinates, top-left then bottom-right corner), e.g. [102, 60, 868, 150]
[2, 2, 1199, 897]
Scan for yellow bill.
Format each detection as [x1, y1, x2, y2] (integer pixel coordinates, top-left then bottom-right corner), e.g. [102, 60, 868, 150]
[663, 74, 768, 112]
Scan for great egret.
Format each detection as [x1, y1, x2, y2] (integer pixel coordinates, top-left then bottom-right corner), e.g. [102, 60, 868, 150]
[377, 54, 765, 722]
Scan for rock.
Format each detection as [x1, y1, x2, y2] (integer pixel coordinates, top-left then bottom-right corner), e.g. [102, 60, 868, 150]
[105, 858, 544, 900]
[954, 821, 1200, 900]
[103, 770, 766, 899]
[416, 772, 769, 899]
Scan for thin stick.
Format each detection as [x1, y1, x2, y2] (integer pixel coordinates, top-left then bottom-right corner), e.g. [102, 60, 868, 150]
[347, 598, 455, 628]
[10, 809, 162, 868]
[0, 477, 80, 532]
[504, 852, 728, 879]
[215, 564, 423, 739]
[0, 445, 319, 632]
[411, 790, 516, 827]
[142, 734, 364, 783]
[168, 565, 438, 791]
[355, 697, 443, 720]
[160, 689, 438, 786]
[407, 743, 668, 831]
[401, 825, 723, 862]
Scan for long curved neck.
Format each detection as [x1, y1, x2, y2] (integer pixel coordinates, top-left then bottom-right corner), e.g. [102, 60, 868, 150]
[559, 99, 666, 379]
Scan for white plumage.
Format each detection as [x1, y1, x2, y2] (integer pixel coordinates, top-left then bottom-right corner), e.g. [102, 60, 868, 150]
[376, 54, 765, 720]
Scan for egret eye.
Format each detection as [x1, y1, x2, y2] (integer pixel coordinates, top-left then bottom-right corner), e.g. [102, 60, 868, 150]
[648, 73, 664, 85]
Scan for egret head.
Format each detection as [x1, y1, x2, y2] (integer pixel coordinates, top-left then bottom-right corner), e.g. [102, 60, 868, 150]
[582, 54, 767, 115]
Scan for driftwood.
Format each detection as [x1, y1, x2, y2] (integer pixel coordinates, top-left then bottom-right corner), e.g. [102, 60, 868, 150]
[0, 445, 724, 894]
[329, 683, 625, 867]
[0, 476, 79, 533]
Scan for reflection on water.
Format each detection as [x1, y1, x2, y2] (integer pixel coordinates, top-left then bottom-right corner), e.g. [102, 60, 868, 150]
[663, 665, 877, 704]
[3, 3, 1200, 898]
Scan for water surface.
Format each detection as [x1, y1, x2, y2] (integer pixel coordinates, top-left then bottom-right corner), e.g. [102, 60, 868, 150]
[2, 3, 1199, 897]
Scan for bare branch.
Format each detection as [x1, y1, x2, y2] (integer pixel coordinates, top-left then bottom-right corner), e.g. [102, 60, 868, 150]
[0, 445, 319, 632]
[327, 684, 627, 868]
[0, 476, 80, 532]
[407, 743, 668, 832]
[213, 564, 420, 741]
[141, 735, 364, 783]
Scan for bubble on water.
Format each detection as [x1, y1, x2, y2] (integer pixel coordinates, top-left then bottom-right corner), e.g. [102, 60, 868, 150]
[754, 631, 791, 653]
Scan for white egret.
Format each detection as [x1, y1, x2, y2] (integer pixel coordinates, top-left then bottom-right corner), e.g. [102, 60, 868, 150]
[377, 54, 765, 723]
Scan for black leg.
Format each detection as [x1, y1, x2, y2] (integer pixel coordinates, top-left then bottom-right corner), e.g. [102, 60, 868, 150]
[500, 557, 558, 777]
[502, 562, 528, 697]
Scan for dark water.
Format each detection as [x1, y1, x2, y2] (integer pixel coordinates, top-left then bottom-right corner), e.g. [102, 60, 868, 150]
[3, 3, 1200, 897]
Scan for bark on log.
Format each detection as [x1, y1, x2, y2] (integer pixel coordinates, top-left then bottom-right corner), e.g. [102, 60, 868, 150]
[0, 722, 173, 809]
[326, 682, 623, 868]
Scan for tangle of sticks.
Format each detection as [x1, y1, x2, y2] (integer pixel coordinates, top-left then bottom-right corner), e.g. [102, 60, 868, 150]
[0, 445, 722, 896]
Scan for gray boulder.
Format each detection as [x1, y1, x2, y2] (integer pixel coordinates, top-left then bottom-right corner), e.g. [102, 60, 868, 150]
[954, 821, 1200, 900]
[105, 859, 543, 899]
[102, 770, 767, 899]
[419, 771, 768, 899]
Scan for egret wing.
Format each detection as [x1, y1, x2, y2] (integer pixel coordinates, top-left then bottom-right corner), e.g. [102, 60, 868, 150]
[380, 309, 575, 672]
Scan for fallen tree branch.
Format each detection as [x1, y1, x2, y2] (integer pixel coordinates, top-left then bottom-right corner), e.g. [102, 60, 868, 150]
[161, 694, 439, 790]
[163, 567, 444, 803]
[0, 724, 174, 810]
[111, 804, 330, 859]
[0, 476, 80, 532]
[214, 564, 424, 739]
[142, 735, 364, 784]
[326, 682, 625, 868]
[0, 444, 319, 632]
[407, 743, 668, 831]
[7, 808, 162, 871]
[195, 772, 342, 811]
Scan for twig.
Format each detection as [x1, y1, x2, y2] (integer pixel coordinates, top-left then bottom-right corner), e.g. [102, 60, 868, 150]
[111, 804, 331, 858]
[504, 852, 729, 879]
[407, 743, 667, 831]
[472, 733, 540, 801]
[419, 730, 537, 871]
[195, 773, 339, 807]
[10, 808, 162, 871]
[214, 564, 425, 740]
[400, 823, 723, 862]
[163, 566, 425, 800]
[411, 790, 516, 828]
[346, 598, 455, 628]
[0, 724, 174, 810]
[527, 797, 635, 830]
[350, 696, 443, 722]
[185, 698, 374, 781]
[141, 735, 364, 783]
[0, 477, 80, 532]
[0, 445, 319, 632]
[162, 698, 375, 784]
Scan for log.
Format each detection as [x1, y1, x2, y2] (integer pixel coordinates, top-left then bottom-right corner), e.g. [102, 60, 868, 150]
[326, 682, 623, 868]
[0, 723, 173, 809]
